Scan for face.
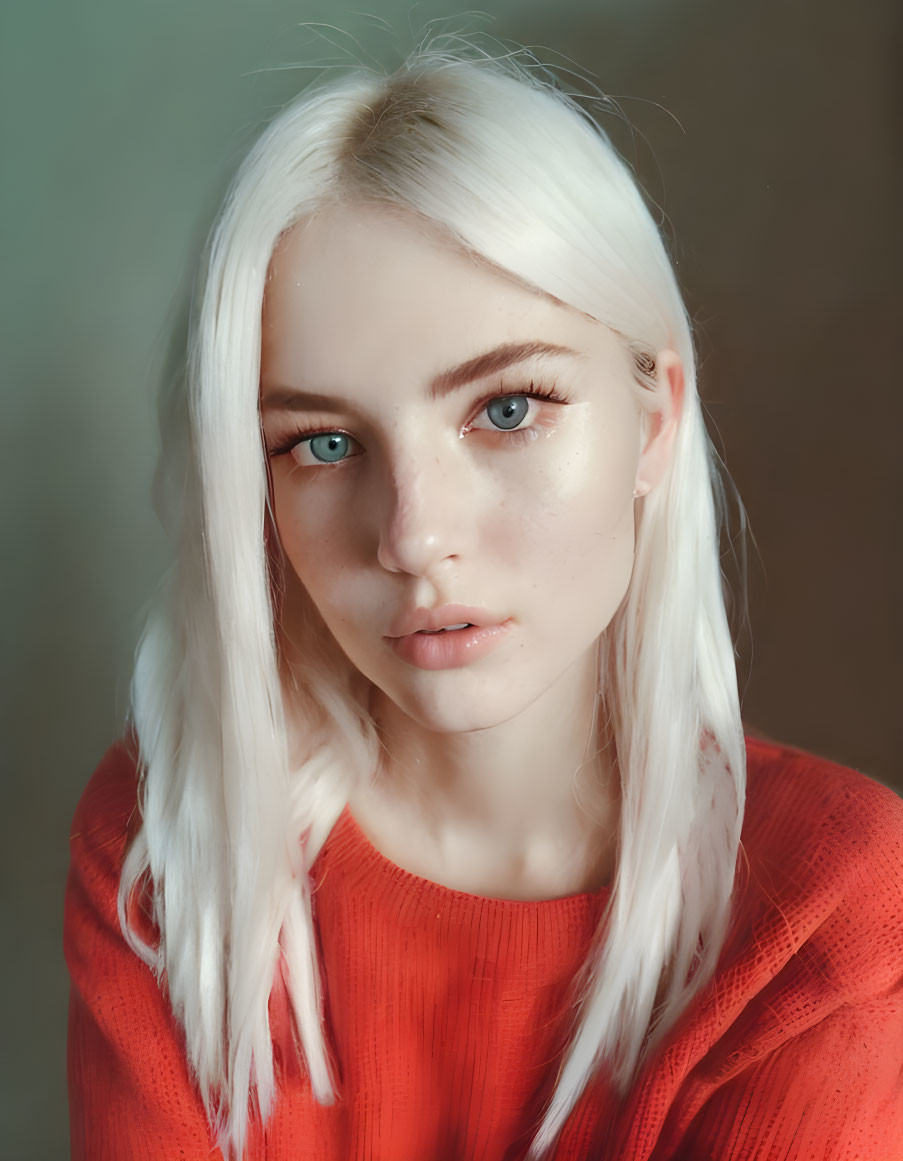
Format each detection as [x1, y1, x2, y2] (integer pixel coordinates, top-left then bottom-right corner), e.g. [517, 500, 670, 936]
[260, 203, 666, 735]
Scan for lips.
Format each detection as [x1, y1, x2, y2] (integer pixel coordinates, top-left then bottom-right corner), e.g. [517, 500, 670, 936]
[386, 604, 504, 639]
[383, 605, 513, 670]
[386, 620, 512, 670]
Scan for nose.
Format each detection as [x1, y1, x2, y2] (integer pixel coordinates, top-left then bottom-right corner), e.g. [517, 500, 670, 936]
[375, 448, 472, 577]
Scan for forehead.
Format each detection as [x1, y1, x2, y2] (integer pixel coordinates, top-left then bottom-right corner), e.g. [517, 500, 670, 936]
[260, 202, 628, 393]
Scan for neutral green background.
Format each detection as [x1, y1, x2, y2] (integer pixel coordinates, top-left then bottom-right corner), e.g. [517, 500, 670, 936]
[2, 0, 900, 1154]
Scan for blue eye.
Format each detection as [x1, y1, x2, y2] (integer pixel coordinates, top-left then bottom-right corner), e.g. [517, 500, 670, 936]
[307, 433, 351, 462]
[485, 395, 530, 430]
[285, 431, 363, 467]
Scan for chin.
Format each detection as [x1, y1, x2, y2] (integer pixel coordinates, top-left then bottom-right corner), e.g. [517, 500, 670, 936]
[369, 669, 552, 737]
[411, 705, 519, 736]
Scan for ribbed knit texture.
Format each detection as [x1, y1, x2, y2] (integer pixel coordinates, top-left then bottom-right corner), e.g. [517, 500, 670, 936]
[65, 737, 903, 1159]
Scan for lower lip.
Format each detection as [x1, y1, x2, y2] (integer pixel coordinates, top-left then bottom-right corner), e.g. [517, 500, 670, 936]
[386, 621, 512, 670]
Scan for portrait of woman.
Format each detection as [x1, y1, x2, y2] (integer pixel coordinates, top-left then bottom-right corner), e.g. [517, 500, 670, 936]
[61, 32, 903, 1161]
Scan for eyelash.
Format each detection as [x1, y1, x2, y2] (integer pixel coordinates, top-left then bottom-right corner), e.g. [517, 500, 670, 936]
[264, 380, 571, 463]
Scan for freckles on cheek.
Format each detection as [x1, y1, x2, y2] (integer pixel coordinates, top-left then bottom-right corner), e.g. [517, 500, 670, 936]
[486, 450, 582, 548]
[273, 498, 338, 596]
[275, 482, 346, 554]
[515, 449, 631, 543]
[484, 483, 564, 567]
[540, 486, 635, 581]
[321, 568, 364, 622]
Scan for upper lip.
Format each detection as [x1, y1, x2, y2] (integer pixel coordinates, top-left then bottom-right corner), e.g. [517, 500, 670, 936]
[386, 604, 507, 638]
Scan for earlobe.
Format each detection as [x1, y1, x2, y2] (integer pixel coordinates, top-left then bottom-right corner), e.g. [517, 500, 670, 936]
[633, 348, 685, 497]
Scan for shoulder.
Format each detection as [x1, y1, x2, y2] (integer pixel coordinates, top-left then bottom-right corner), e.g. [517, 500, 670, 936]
[64, 738, 146, 969]
[736, 735, 903, 998]
[65, 746, 220, 1153]
[743, 734, 903, 880]
[653, 741, 903, 1157]
[745, 731, 901, 820]
[68, 738, 142, 894]
[70, 736, 142, 847]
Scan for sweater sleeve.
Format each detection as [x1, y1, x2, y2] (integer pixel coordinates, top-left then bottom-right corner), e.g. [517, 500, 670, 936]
[64, 741, 220, 1161]
[670, 994, 903, 1161]
[670, 759, 903, 1161]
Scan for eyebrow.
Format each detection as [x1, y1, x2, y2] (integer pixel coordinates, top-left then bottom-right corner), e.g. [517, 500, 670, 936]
[260, 340, 582, 413]
[429, 340, 581, 399]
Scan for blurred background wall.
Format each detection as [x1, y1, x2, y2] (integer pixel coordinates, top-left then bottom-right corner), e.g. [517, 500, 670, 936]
[1, 0, 899, 1154]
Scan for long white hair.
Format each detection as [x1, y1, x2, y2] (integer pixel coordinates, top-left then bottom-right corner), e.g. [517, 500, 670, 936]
[119, 40, 746, 1159]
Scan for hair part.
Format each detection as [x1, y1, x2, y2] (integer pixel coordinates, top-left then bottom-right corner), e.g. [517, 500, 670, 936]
[120, 39, 746, 1159]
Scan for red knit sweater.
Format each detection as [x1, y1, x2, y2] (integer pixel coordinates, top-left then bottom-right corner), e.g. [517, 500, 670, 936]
[65, 737, 903, 1160]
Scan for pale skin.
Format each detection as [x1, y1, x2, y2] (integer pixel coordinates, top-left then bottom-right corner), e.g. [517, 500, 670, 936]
[260, 202, 684, 900]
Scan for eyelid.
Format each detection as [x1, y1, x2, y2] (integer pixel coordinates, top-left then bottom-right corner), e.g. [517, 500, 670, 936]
[470, 379, 569, 410]
[296, 431, 364, 467]
[463, 380, 570, 432]
[265, 425, 362, 464]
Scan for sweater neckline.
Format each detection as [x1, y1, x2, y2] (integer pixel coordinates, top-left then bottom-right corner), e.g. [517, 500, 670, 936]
[324, 804, 612, 913]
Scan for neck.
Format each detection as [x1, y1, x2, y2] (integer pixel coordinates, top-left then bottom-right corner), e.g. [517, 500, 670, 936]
[350, 650, 621, 899]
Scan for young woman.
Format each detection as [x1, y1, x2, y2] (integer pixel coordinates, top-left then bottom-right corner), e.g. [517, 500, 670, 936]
[64, 43, 903, 1161]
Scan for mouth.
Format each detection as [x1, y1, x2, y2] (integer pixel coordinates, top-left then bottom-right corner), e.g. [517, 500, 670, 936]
[386, 604, 503, 638]
[415, 623, 473, 634]
[386, 620, 512, 670]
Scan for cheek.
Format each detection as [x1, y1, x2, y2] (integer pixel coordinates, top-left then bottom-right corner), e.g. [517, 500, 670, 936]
[273, 482, 354, 611]
[483, 433, 636, 581]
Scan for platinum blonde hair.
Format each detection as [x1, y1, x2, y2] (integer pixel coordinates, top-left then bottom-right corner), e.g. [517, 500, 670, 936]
[119, 41, 746, 1159]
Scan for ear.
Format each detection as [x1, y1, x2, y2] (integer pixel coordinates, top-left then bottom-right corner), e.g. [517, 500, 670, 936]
[633, 348, 685, 497]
